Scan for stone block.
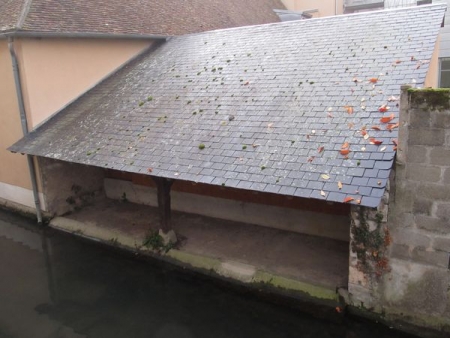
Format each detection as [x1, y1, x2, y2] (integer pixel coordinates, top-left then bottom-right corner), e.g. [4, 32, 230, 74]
[433, 237, 450, 252]
[408, 128, 445, 146]
[407, 145, 428, 165]
[389, 213, 415, 229]
[348, 283, 375, 308]
[436, 203, 450, 219]
[410, 109, 431, 128]
[432, 110, 450, 128]
[444, 169, 450, 185]
[391, 228, 431, 248]
[412, 198, 433, 216]
[406, 163, 441, 183]
[429, 147, 450, 166]
[418, 183, 450, 201]
[416, 215, 450, 235]
[390, 243, 411, 260]
[411, 247, 449, 269]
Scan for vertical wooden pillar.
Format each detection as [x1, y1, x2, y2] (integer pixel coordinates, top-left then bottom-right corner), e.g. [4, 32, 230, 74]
[152, 177, 174, 233]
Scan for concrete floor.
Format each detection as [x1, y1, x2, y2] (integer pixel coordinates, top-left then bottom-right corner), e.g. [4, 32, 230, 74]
[62, 198, 349, 290]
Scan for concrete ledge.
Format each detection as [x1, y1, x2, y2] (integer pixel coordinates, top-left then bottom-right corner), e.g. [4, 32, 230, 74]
[48, 216, 339, 304]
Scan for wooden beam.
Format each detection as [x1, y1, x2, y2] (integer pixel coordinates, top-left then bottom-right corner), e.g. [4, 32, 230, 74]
[152, 177, 174, 233]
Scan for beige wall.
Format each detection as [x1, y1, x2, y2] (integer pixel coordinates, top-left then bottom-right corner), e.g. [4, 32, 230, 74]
[281, 0, 344, 17]
[1, 37, 152, 210]
[425, 35, 440, 88]
[16, 38, 152, 129]
[0, 40, 32, 190]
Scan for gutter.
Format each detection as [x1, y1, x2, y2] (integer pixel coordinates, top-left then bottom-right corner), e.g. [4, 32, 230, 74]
[8, 37, 43, 224]
[0, 30, 169, 41]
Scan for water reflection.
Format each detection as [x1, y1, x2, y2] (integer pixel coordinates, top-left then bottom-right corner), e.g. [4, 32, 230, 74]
[0, 211, 414, 338]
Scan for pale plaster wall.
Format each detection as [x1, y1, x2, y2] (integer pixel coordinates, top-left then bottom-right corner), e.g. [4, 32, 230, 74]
[425, 36, 440, 88]
[104, 178, 350, 241]
[0, 40, 32, 191]
[15, 38, 152, 129]
[281, 0, 344, 16]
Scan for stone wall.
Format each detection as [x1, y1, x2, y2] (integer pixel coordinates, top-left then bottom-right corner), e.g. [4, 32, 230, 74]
[348, 87, 450, 333]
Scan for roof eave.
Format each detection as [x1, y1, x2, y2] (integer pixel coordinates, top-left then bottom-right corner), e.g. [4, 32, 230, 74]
[0, 30, 170, 40]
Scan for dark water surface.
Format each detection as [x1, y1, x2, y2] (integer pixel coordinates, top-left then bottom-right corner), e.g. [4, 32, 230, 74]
[0, 210, 416, 338]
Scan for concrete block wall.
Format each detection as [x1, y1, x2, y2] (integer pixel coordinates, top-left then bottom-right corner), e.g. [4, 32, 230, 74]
[349, 87, 450, 332]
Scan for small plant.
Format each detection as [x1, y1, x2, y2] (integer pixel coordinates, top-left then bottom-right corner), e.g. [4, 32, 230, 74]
[147, 96, 153, 101]
[261, 165, 266, 170]
[242, 145, 247, 150]
[142, 231, 174, 253]
[121, 192, 128, 202]
[198, 143, 205, 150]
[139, 101, 144, 106]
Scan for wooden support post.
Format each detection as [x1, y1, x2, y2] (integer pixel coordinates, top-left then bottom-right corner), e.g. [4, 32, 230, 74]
[152, 177, 174, 234]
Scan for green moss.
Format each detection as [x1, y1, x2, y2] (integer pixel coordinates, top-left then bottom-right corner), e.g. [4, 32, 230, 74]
[408, 88, 450, 110]
[198, 143, 205, 150]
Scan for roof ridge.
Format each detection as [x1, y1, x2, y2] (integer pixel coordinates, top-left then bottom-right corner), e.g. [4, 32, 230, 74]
[16, 0, 32, 29]
[175, 3, 447, 39]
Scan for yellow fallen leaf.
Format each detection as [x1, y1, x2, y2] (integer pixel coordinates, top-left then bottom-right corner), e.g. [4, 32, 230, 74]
[320, 190, 326, 197]
[321, 174, 330, 180]
[380, 146, 386, 151]
[338, 181, 343, 190]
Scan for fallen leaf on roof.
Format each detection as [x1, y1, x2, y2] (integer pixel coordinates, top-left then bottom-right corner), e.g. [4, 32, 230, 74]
[340, 149, 350, 156]
[386, 123, 399, 131]
[338, 181, 343, 190]
[252, 143, 260, 148]
[343, 197, 354, 203]
[380, 146, 387, 151]
[352, 77, 360, 83]
[394, 59, 402, 64]
[320, 190, 326, 197]
[392, 139, 398, 146]
[380, 113, 395, 123]
[363, 133, 370, 140]
[147, 168, 153, 173]
[370, 138, 383, 145]
[244, 81, 250, 85]
[356, 199, 361, 205]
[369, 77, 378, 83]
[307, 156, 315, 163]
[327, 112, 333, 118]
[378, 105, 390, 113]
[318, 146, 325, 153]
[387, 96, 399, 102]
[321, 174, 330, 180]
[371, 126, 381, 131]
[341, 142, 350, 149]
[348, 122, 355, 129]
[344, 105, 354, 114]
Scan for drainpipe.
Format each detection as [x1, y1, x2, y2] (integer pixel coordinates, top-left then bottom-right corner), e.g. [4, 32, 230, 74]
[8, 37, 43, 224]
[335, 0, 338, 15]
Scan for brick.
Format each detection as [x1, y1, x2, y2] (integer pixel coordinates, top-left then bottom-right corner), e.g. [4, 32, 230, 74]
[429, 147, 450, 166]
[411, 247, 449, 268]
[406, 163, 441, 183]
[408, 128, 445, 146]
[416, 215, 450, 234]
[406, 145, 428, 164]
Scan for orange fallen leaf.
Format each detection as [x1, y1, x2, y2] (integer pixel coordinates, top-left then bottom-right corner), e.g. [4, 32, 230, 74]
[394, 59, 402, 64]
[307, 156, 315, 163]
[340, 149, 350, 156]
[147, 168, 153, 173]
[341, 142, 349, 149]
[344, 105, 354, 114]
[370, 138, 383, 145]
[378, 105, 390, 113]
[361, 130, 367, 136]
[318, 146, 325, 153]
[343, 197, 354, 203]
[371, 126, 381, 131]
[380, 113, 395, 123]
[386, 122, 399, 131]
[338, 181, 343, 190]
[369, 78, 378, 83]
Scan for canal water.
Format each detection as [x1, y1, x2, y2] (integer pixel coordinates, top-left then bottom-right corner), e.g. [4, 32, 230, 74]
[0, 210, 416, 338]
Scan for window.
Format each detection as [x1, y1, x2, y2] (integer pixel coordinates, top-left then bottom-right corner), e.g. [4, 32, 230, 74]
[439, 58, 450, 88]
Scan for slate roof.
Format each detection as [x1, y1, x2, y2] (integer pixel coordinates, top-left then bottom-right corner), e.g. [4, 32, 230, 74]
[9, 4, 446, 208]
[0, 0, 284, 36]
